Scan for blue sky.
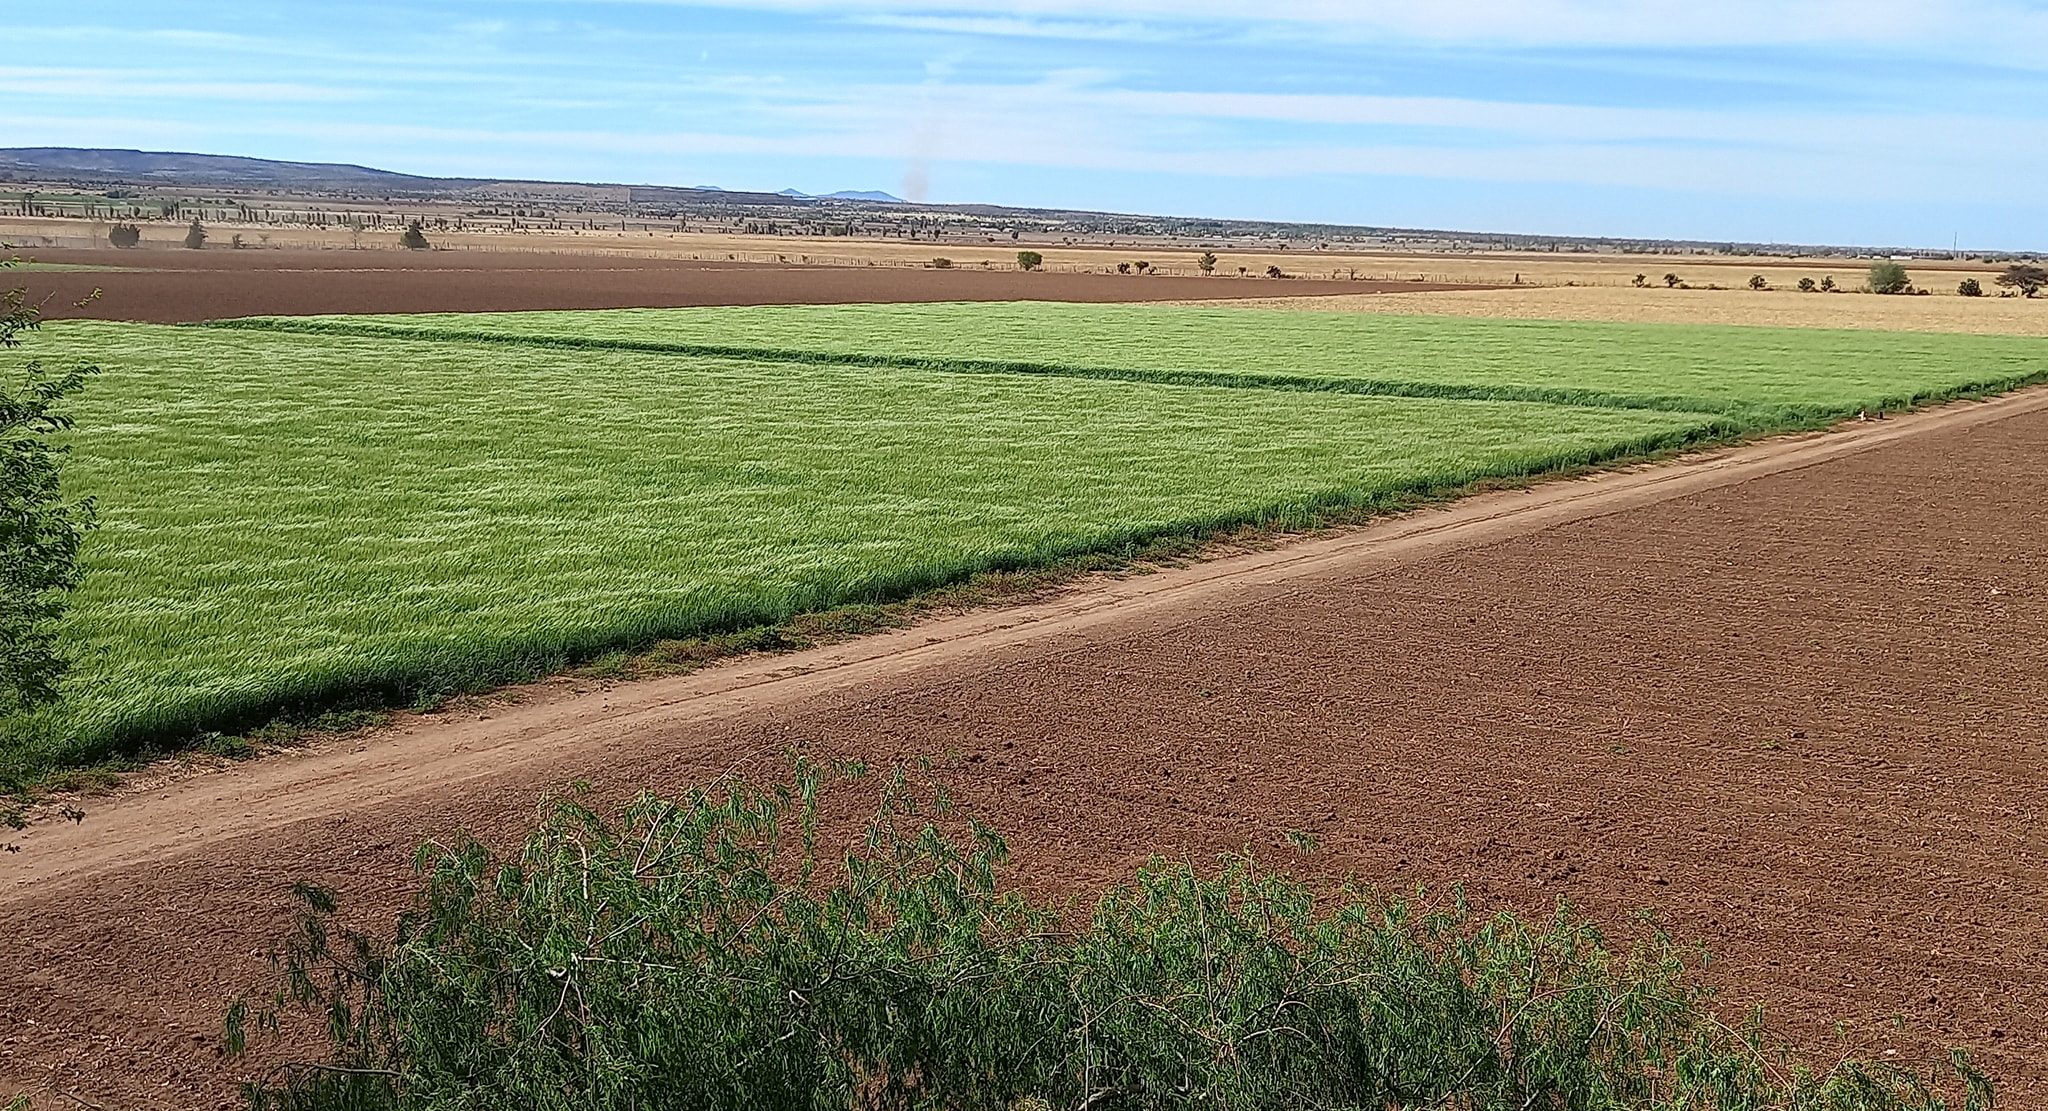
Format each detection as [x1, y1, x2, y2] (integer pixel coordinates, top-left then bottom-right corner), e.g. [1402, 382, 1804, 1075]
[8, 1, 2048, 249]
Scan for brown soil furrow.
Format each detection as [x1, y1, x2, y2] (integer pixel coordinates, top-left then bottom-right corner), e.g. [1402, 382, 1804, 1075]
[10, 248, 1456, 322]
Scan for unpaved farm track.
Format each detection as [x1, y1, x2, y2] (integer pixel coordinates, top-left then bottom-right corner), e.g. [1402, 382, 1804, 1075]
[14, 247, 1466, 322]
[6, 390, 2048, 1106]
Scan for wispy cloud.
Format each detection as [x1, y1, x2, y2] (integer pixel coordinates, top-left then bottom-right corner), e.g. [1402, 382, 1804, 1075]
[849, 13, 1170, 42]
[589, 0, 2048, 60]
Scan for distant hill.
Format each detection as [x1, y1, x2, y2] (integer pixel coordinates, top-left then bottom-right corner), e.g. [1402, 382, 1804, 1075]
[778, 187, 905, 203]
[0, 147, 903, 206]
[0, 147, 467, 191]
[0, 146, 1994, 257]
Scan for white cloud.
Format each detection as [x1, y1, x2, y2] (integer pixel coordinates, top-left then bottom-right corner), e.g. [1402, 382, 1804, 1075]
[580, 0, 2048, 60]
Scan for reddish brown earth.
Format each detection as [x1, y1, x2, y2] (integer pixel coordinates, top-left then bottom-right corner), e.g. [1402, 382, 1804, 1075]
[10, 247, 1471, 322]
[5, 392, 2047, 1107]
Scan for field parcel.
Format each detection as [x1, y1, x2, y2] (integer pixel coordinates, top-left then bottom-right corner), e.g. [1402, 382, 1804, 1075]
[227, 302, 2048, 424]
[6, 305, 2045, 780]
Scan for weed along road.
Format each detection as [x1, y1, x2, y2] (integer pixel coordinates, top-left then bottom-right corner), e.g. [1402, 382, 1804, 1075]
[4, 389, 2047, 1107]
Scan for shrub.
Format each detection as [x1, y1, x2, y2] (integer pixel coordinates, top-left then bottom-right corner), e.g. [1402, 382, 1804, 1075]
[399, 220, 430, 250]
[929, 257, 953, 269]
[1748, 274, 1769, 290]
[1631, 273, 1648, 288]
[1663, 272, 1680, 288]
[182, 219, 207, 249]
[229, 772, 1994, 1111]
[1197, 251, 1218, 275]
[1265, 264, 1284, 278]
[1868, 261, 1912, 294]
[1958, 277, 1984, 297]
[1797, 277, 1818, 293]
[1, 262, 100, 713]
[1116, 262, 1131, 274]
[107, 223, 141, 248]
[1995, 263, 2046, 298]
[1133, 260, 1151, 274]
[1820, 274, 1837, 293]
[1014, 250, 1043, 272]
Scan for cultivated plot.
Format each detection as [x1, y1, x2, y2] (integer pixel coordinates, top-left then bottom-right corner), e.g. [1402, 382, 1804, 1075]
[4, 322, 1717, 777]
[225, 302, 2048, 420]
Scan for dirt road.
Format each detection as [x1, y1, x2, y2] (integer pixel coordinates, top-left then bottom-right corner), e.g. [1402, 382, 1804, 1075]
[11, 247, 1468, 322]
[6, 390, 2047, 1106]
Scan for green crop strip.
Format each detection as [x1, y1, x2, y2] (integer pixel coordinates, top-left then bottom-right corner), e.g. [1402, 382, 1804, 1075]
[201, 315, 1734, 417]
[213, 301, 2048, 426]
[4, 322, 1727, 780]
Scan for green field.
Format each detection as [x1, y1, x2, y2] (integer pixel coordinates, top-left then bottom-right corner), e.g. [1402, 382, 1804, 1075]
[3, 321, 1728, 779]
[220, 303, 2048, 420]
[6, 303, 2045, 781]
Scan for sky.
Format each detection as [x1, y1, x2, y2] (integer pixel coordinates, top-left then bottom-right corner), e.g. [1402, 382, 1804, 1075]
[7, 1, 2048, 250]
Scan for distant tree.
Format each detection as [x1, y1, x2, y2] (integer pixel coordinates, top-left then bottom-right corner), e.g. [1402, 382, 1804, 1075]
[929, 257, 953, 269]
[1819, 275, 1837, 293]
[1748, 274, 1769, 291]
[1015, 250, 1043, 272]
[1662, 272, 1680, 288]
[1133, 261, 1151, 274]
[1867, 261, 1911, 294]
[1630, 273, 1648, 288]
[1995, 263, 2046, 298]
[1265, 264, 1285, 279]
[1197, 251, 1218, 275]
[1236, 266, 1248, 277]
[1958, 277, 1985, 297]
[183, 219, 207, 249]
[107, 223, 141, 248]
[1, 259, 100, 713]
[400, 220, 431, 250]
[1797, 277, 1818, 293]
[1115, 262, 1131, 275]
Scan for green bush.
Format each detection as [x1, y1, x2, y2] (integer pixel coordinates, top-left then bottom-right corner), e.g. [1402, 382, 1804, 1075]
[107, 223, 141, 248]
[1869, 261, 1912, 294]
[399, 220, 430, 250]
[230, 771, 1992, 1111]
[1958, 278, 1984, 297]
[1015, 250, 1043, 271]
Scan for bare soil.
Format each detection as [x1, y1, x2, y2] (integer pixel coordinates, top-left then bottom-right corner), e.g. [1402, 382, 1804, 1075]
[11, 247, 1465, 322]
[5, 392, 2048, 1107]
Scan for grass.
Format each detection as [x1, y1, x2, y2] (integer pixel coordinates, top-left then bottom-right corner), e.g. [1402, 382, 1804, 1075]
[217, 302, 2048, 420]
[1193, 285, 2048, 337]
[2, 321, 1724, 781]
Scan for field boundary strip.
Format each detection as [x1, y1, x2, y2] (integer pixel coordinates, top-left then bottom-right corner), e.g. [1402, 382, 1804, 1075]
[194, 316, 1749, 419]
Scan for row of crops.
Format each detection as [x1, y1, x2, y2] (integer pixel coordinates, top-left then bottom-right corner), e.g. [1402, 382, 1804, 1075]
[7, 304, 2044, 778]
